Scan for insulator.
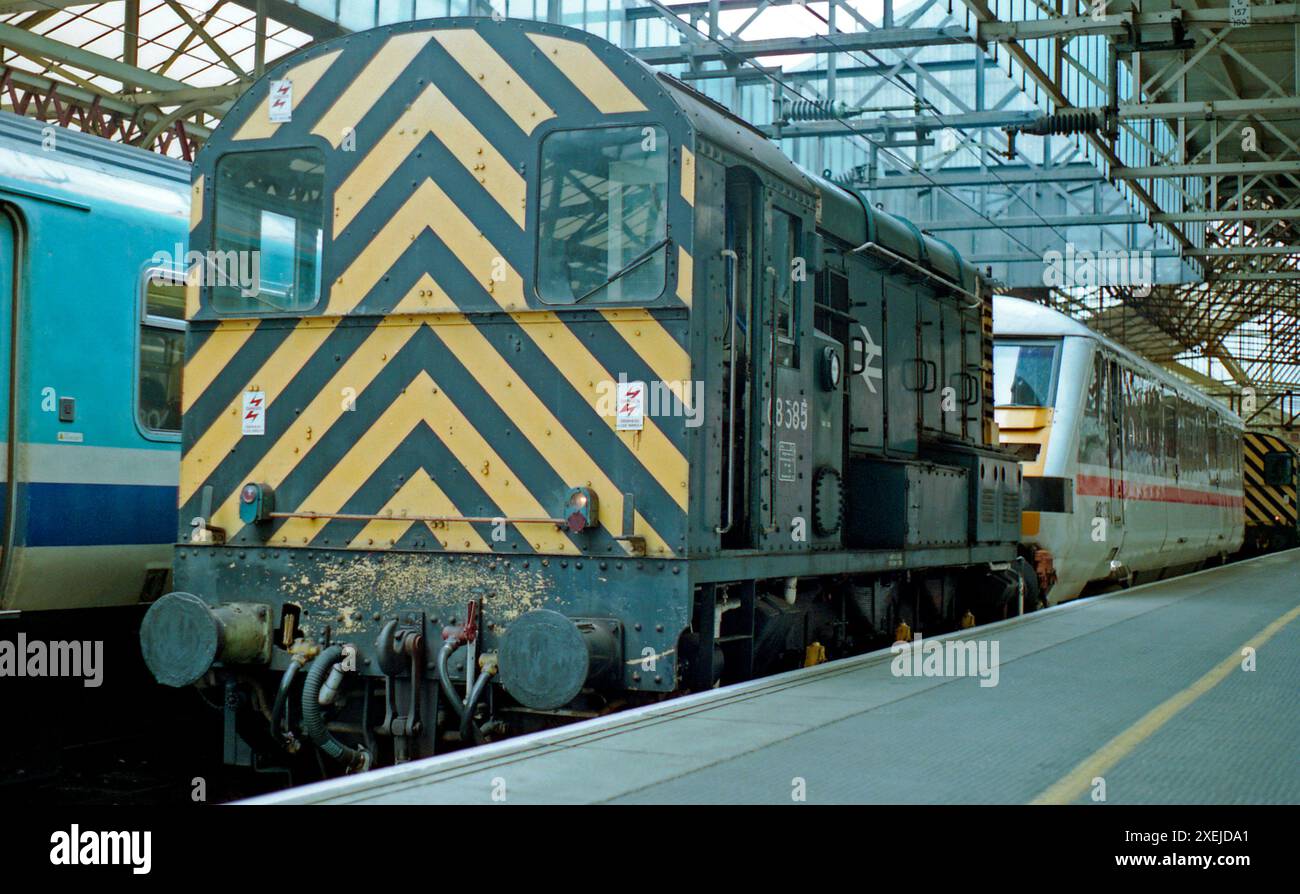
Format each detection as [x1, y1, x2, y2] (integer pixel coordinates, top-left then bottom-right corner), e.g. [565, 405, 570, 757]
[784, 99, 854, 122]
[1014, 110, 1104, 137]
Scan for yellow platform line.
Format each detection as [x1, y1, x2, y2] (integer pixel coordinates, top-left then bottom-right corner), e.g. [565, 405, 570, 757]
[1030, 600, 1300, 805]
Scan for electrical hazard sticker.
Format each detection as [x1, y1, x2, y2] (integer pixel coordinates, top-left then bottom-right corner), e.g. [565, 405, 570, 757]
[268, 79, 293, 122]
[242, 391, 266, 435]
[616, 380, 646, 431]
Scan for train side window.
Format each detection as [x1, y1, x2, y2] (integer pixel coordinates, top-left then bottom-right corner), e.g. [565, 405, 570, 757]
[1078, 350, 1107, 466]
[211, 146, 325, 313]
[139, 269, 185, 433]
[536, 125, 669, 305]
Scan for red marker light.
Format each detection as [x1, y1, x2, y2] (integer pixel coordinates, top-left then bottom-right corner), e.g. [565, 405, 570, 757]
[241, 484, 259, 504]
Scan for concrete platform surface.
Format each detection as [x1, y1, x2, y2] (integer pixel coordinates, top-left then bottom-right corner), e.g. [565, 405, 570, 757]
[247, 549, 1300, 805]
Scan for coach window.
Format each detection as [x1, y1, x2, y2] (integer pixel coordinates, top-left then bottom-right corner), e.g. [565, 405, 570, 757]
[537, 125, 669, 304]
[139, 269, 185, 433]
[212, 147, 325, 313]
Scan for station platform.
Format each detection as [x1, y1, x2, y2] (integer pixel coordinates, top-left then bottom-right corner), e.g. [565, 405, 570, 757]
[248, 550, 1300, 805]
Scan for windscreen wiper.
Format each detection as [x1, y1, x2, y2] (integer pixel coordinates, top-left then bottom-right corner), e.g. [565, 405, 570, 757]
[574, 236, 670, 304]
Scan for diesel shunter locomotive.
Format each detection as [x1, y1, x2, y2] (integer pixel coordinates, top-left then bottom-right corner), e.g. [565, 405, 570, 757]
[140, 17, 1031, 772]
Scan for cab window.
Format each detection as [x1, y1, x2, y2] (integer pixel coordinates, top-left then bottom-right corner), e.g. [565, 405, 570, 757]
[537, 125, 669, 304]
[139, 270, 185, 433]
[212, 147, 325, 313]
[993, 340, 1060, 407]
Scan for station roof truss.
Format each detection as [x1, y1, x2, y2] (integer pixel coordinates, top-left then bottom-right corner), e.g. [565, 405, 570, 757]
[0, 0, 1296, 427]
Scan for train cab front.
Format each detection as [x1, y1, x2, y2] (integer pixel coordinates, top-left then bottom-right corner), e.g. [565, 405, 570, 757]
[138, 16, 718, 775]
[992, 335, 1065, 601]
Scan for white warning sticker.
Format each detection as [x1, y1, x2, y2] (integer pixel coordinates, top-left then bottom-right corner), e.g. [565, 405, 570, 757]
[242, 391, 266, 435]
[616, 380, 646, 431]
[268, 79, 293, 122]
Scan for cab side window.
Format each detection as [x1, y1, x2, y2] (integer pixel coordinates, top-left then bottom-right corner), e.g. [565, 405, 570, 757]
[140, 270, 185, 433]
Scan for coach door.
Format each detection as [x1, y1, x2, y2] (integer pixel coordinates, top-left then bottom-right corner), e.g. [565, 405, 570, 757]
[1105, 356, 1127, 550]
[0, 209, 13, 591]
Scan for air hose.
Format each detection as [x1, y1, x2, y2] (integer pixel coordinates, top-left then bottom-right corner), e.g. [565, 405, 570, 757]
[437, 638, 465, 720]
[301, 645, 370, 772]
[270, 658, 302, 747]
[459, 668, 495, 745]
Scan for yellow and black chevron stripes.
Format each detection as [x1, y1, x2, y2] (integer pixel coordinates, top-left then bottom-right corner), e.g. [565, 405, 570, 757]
[349, 469, 492, 552]
[185, 312, 688, 556]
[430, 29, 555, 134]
[500, 310, 690, 513]
[1243, 433, 1298, 527]
[419, 311, 675, 556]
[233, 48, 343, 142]
[600, 308, 692, 407]
[181, 22, 697, 560]
[199, 321, 422, 539]
[333, 79, 526, 235]
[330, 178, 524, 315]
[526, 33, 647, 114]
[272, 369, 581, 555]
[311, 33, 434, 148]
[180, 318, 340, 507]
[181, 319, 257, 414]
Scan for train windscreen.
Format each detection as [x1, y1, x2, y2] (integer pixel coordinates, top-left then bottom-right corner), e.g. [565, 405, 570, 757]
[993, 340, 1060, 407]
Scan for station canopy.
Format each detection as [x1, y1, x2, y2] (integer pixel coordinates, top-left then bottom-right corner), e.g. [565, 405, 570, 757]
[1, 0, 1296, 434]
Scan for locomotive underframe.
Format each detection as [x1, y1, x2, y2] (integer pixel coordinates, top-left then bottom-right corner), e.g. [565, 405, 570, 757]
[174, 541, 1021, 771]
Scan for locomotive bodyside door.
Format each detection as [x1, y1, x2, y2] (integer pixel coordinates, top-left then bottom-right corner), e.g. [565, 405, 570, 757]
[846, 255, 885, 452]
[757, 196, 814, 549]
[885, 280, 919, 454]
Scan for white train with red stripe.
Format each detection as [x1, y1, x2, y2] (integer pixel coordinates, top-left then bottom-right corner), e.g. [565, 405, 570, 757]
[992, 296, 1244, 604]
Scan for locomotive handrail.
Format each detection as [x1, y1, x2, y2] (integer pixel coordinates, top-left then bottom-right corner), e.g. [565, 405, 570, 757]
[850, 240, 984, 310]
[764, 264, 779, 534]
[269, 511, 569, 527]
[716, 248, 740, 535]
